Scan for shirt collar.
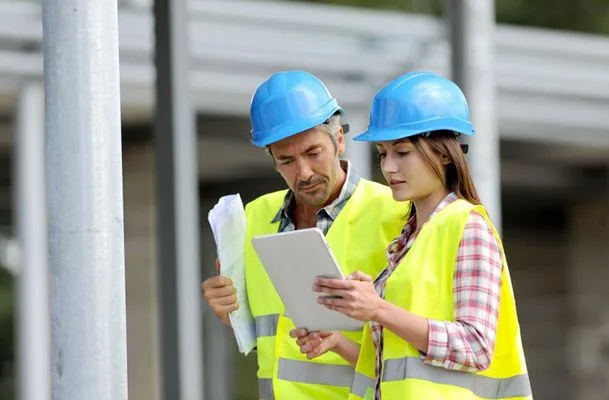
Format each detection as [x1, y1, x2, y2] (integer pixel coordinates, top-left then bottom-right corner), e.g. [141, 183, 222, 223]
[404, 191, 458, 229]
[271, 160, 360, 224]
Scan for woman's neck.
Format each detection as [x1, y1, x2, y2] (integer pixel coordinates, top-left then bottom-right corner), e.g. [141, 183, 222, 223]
[412, 187, 450, 232]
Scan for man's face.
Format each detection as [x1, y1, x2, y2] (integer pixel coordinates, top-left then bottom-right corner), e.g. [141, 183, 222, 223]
[269, 127, 345, 207]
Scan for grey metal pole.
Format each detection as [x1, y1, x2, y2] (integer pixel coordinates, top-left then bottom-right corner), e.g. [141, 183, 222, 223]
[154, 0, 205, 398]
[343, 113, 373, 180]
[446, 0, 502, 232]
[15, 82, 51, 400]
[42, 1, 128, 399]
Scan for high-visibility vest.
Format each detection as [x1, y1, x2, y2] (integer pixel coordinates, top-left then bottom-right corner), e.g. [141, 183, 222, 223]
[348, 199, 532, 400]
[244, 179, 409, 400]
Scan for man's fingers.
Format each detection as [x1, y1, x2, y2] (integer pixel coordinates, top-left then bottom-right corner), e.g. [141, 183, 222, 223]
[213, 303, 239, 315]
[290, 328, 308, 338]
[211, 294, 237, 306]
[296, 333, 319, 346]
[204, 288, 236, 304]
[215, 258, 221, 274]
[203, 277, 234, 291]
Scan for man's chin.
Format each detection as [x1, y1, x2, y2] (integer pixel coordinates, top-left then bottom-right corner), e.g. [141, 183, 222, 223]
[297, 192, 329, 208]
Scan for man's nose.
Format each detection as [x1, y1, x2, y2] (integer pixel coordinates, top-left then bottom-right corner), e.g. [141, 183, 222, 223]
[296, 160, 314, 182]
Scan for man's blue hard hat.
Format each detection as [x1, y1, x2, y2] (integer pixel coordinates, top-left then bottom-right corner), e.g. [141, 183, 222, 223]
[250, 70, 342, 147]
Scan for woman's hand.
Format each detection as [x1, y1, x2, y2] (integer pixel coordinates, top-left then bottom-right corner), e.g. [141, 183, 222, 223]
[314, 271, 385, 322]
[290, 329, 340, 359]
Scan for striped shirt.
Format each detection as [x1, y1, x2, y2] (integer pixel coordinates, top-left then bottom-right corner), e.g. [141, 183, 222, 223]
[270, 160, 360, 234]
[370, 193, 503, 399]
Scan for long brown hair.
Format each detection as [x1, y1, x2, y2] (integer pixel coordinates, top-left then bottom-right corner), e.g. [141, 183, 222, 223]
[410, 131, 481, 205]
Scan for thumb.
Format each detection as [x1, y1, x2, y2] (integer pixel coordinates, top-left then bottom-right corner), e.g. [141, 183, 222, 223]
[215, 258, 221, 275]
[348, 271, 373, 282]
[318, 331, 335, 338]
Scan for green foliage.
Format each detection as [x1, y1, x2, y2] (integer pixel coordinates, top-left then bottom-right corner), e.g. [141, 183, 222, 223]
[288, 0, 609, 35]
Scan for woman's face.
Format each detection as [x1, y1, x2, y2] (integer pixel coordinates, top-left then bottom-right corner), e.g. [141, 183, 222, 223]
[376, 138, 445, 202]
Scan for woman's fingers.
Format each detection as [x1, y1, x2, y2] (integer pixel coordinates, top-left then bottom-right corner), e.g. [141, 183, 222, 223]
[314, 277, 354, 290]
[348, 271, 373, 282]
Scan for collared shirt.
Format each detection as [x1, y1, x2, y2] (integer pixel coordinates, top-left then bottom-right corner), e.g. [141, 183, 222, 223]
[270, 160, 360, 234]
[370, 193, 503, 399]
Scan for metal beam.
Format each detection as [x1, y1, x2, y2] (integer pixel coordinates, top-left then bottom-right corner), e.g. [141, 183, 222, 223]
[43, 1, 128, 398]
[447, 0, 502, 231]
[153, 0, 205, 398]
[14, 82, 50, 400]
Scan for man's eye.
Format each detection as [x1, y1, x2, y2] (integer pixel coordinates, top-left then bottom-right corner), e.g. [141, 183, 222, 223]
[377, 153, 386, 159]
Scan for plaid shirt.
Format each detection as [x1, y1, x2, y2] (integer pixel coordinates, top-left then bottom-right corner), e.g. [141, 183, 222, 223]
[370, 193, 503, 399]
[271, 160, 360, 234]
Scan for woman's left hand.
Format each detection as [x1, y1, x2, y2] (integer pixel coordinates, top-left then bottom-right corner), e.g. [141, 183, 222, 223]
[314, 271, 385, 322]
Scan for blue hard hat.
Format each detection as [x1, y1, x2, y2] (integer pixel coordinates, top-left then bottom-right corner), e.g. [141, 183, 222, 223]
[354, 72, 474, 142]
[250, 70, 342, 147]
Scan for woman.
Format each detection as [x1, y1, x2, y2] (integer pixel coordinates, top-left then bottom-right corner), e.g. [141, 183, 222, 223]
[290, 72, 532, 399]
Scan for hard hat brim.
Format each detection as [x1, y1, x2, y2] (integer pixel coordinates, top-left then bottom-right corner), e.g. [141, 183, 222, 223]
[353, 119, 474, 142]
[251, 103, 342, 147]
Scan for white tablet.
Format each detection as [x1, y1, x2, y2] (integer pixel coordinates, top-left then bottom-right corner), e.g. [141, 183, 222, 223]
[251, 227, 364, 332]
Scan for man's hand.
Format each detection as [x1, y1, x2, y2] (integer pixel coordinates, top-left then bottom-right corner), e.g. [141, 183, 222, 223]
[290, 328, 340, 360]
[201, 258, 239, 326]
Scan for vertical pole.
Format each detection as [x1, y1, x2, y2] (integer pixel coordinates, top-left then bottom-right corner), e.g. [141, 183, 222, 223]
[446, 0, 502, 231]
[43, 1, 128, 398]
[343, 113, 373, 180]
[154, 0, 205, 398]
[15, 82, 50, 400]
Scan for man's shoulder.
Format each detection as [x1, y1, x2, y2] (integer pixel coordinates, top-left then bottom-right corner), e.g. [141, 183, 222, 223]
[245, 189, 289, 212]
[354, 178, 395, 201]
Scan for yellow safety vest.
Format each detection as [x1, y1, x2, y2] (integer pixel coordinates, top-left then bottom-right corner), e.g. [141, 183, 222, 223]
[244, 179, 409, 400]
[349, 199, 532, 400]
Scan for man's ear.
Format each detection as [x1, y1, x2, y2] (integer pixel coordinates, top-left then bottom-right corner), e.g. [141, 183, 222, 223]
[336, 127, 346, 156]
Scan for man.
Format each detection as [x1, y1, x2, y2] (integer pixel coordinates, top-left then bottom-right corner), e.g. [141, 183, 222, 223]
[202, 70, 408, 399]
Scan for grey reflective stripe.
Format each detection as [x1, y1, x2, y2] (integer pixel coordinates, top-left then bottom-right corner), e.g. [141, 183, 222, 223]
[278, 358, 355, 387]
[382, 357, 532, 399]
[255, 314, 279, 338]
[258, 377, 275, 400]
[351, 371, 375, 398]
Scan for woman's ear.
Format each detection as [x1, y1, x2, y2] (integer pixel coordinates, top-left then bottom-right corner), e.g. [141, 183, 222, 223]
[440, 153, 451, 165]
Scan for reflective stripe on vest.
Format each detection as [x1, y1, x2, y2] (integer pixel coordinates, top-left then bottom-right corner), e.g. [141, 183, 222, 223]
[256, 314, 279, 337]
[385, 357, 531, 398]
[351, 358, 531, 399]
[278, 358, 355, 387]
[258, 377, 275, 400]
[351, 371, 375, 398]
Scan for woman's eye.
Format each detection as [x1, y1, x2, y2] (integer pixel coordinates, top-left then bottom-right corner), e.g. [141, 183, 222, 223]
[377, 153, 386, 159]
[396, 151, 409, 157]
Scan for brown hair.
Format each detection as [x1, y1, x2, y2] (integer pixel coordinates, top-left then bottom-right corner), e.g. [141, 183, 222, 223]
[410, 131, 481, 205]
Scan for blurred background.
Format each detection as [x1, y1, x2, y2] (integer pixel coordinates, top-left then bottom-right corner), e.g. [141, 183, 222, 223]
[1, 0, 609, 399]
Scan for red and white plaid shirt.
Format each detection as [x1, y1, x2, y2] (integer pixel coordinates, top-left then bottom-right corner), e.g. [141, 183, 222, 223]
[370, 193, 503, 399]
